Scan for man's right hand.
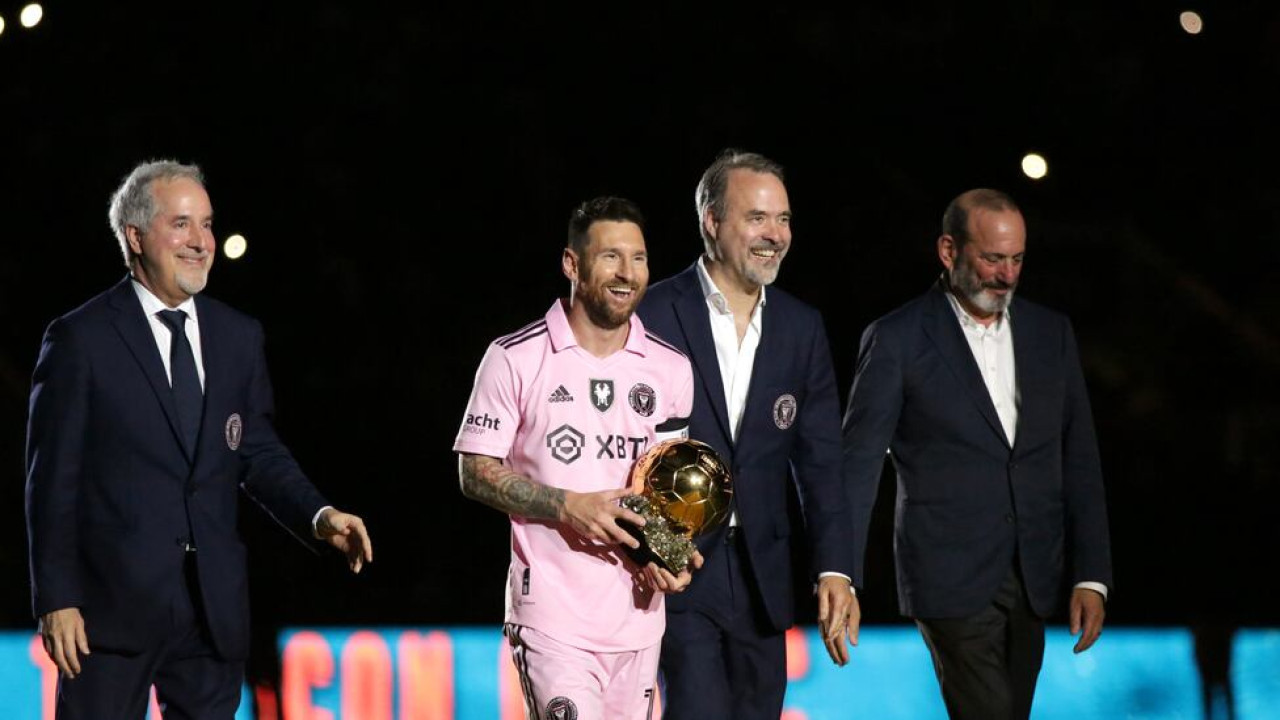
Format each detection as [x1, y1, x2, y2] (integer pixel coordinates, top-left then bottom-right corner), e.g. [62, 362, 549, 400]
[560, 488, 645, 548]
[39, 607, 89, 678]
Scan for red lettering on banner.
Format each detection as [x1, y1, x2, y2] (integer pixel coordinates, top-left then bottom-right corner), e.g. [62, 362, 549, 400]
[341, 631, 393, 720]
[281, 631, 336, 720]
[398, 631, 455, 719]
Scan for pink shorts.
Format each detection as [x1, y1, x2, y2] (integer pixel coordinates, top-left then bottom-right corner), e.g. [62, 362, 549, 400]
[505, 624, 660, 720]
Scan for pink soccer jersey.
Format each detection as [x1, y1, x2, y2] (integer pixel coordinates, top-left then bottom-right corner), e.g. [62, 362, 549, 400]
[454, 299, 694, 652]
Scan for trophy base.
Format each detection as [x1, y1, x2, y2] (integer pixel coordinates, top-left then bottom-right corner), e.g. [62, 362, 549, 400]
[619, 496, 695, 573]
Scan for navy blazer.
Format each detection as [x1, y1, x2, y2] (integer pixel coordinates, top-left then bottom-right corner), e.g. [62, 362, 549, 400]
[842, 283, 1113, 619]
[639, 263, 854, 631]
[25, 277, 328, 660]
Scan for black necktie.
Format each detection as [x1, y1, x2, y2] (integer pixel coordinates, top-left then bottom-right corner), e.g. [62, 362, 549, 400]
[157, 309, 204, 456]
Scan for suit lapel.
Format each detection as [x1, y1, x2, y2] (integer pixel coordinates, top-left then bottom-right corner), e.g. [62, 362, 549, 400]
[921, 285, 1010, 448]
[671, 267, 734, 445]
[108, 278, 191, 462]
[741, 296, 783, 437]
[1009, 300, 1045, 456]
[193, 295, 222, 466]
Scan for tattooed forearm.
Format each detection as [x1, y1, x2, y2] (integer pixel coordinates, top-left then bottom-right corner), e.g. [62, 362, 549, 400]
[459, 454, 565, 521]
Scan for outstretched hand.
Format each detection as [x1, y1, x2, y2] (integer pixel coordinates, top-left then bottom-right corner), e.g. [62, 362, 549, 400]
[318, 508, 373, 573]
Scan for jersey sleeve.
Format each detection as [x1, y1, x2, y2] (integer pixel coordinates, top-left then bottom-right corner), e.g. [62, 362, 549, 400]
[452, 342, 521, 459]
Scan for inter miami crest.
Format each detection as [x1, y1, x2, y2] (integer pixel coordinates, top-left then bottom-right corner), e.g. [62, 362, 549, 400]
[629, 383, 656, 417]
[590, 379, 614, 413]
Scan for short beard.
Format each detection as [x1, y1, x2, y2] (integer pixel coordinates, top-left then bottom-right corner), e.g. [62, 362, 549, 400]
[177, 269, 209, 297]
[950, 254, 1014, 315]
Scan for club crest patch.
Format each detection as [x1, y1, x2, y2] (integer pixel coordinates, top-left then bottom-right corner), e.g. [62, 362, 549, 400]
[225, 413, 243, 450]
[590, 379, 614, 413]
[545, 697, 578, 720]
[628, 382, 656, 417]
[772, 394, 797, 430]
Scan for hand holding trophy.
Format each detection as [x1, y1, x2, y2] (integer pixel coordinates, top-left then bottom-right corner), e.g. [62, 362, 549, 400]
[621, 439, 733, 572]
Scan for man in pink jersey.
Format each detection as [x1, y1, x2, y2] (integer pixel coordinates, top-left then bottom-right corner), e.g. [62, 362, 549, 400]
[454, 196, 699, 720]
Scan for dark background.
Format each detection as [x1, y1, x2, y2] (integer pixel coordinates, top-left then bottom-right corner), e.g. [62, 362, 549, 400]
[3, 0, 1278, 676]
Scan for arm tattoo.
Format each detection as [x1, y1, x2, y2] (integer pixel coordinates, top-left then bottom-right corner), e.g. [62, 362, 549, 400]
[459, 454, 565, 521]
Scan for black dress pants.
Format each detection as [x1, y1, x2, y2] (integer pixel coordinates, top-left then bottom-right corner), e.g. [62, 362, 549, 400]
[916, 565, 1046, 720]
[55, 555, 244, 720]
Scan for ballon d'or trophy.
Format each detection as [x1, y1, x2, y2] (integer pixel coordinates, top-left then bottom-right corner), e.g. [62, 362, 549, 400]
[621, 438, 733, 572]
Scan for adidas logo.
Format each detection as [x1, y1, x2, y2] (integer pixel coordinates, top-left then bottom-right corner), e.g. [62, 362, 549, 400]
[548, 385, 574, 403]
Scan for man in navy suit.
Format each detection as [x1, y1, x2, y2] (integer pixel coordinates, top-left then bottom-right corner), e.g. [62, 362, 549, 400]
[841, 189, 1113, 720]
[638, 149, 856, 719]
[25, 160, 373, 719]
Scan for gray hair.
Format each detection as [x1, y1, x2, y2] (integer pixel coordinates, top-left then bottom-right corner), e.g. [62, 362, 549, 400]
[108, 160, 205, 267]
[694, 148, 785, 248]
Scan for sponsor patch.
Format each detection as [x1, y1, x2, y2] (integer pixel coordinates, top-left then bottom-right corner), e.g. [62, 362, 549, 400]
[225, 413, 243, 450]
[546, 424, 585, 465]
[590, 379, 614, 412]
[545, 697, 578, 720]
[464, 411, 503, 435]
[773, 394, 798, 430]
[628, 382, 656, 417]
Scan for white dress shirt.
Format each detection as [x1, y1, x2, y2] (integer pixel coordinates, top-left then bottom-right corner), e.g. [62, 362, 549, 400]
[696, 259, 850, 588]
[944, 289, 1108, 600]
[131, 279, 206, 391]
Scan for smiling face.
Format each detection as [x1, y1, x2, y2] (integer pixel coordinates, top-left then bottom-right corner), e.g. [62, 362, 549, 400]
[126, 176, 215, 307]
[703, 168, 791, 294]
[939, 207, 1026, 321]
[564, 219, 649, 330]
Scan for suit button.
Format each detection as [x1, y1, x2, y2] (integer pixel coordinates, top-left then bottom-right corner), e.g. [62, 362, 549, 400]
[1005, 514, 1015, 524]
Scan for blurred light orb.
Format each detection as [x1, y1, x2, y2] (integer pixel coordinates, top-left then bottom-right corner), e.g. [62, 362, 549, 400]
[1179, 11, 1202, 35]
[0, 15, 7, 36]
[1021, 153, 1048, 180]
[19, 3, 42, 28]
[223, 234, 248, 260]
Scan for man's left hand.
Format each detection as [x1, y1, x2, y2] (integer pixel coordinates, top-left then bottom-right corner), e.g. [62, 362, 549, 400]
[641, 550, 704, 594]
[817, 576, 859, 667]
[1069, 587, 1106, 653]
[318, 508, 373, 573]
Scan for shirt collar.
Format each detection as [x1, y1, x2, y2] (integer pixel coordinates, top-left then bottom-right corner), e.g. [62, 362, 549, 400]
[131, 277, 199, 323]
[696, 255, 767, 317]
[545, 298, 647, 356]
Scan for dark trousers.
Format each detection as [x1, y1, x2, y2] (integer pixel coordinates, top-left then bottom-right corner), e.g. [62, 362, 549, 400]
[660, 527, 786, 720]
[55, 555, 243, 720]
[916, 565, 1046, 720]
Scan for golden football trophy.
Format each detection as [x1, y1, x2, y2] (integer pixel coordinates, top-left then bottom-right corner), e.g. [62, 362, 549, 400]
[621, 439, 733, 572]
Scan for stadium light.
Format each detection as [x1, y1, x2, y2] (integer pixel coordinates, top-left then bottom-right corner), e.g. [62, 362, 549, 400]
[1021, 153, 1048, 180]
[19, 3, 42, 29]
[1180, 11, 1203, 35]
[223, 234, 248, 260]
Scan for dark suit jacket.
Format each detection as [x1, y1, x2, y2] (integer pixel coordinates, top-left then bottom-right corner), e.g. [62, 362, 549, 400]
[639, 263, 854, 631]
[842, 283, 1113, 619]
[25, 277, 329, 660]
